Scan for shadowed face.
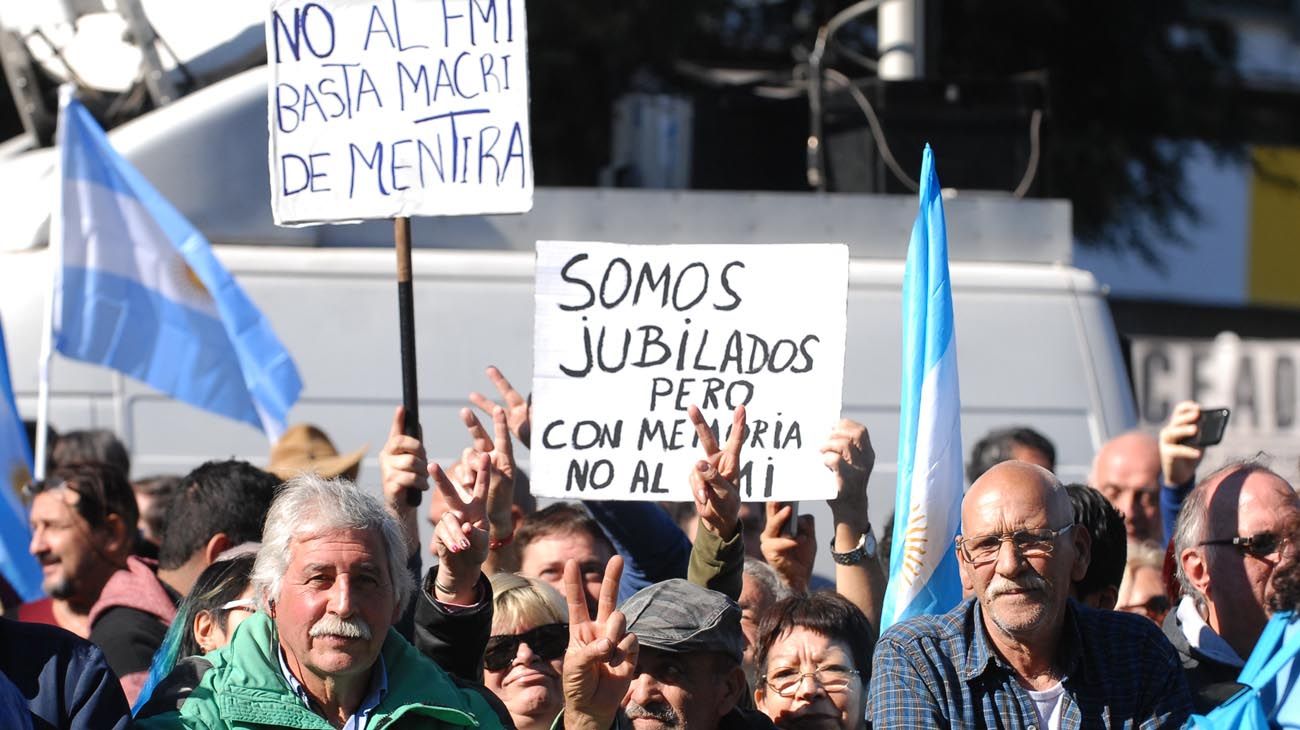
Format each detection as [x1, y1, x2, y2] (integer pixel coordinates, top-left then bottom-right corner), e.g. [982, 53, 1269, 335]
[623, 648, 740, 730]
[1117, 564, 1167, 624]
[1198, 469, 1300, 647]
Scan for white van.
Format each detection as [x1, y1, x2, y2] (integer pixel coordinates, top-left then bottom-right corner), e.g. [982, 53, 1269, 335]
[0, 67, 1134, 573]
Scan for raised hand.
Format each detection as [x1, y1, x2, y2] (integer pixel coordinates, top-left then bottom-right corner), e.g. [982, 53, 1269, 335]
[823, 419, 875, 530]
[429, 453, 491, 604]
[688, 405, 746, 540]
[469, 365, 533, 449]
[379, 406, 429, 513]
[761, 501, 816, 593]
[819, 419, 886, 631]
[1159, 400, 1204, 487]
[458, 405, 517, 541]
[690, 404, 747, 481]
[563, 556, 638, 730]
[378, 406, 427, 554]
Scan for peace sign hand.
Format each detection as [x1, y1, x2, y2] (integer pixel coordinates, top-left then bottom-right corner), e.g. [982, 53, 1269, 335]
[428, 453, 490, 605]
[688, 405, 746, 541]
[469, 365, 533, 449]
[563, 555, 639, 730]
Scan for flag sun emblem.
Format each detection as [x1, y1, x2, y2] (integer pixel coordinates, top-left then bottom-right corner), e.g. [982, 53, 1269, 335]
[901, 504, 928, 585]
[177, 260, 210, 300]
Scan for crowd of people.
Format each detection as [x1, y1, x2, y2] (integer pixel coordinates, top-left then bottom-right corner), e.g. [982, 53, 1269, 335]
[3, 364, 1300, 729]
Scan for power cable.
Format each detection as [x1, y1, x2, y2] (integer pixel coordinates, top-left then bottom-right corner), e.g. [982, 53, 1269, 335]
[1012, 108, 1043, 198]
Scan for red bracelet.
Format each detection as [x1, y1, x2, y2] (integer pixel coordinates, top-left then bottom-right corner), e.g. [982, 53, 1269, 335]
[489, 532, 515, 550]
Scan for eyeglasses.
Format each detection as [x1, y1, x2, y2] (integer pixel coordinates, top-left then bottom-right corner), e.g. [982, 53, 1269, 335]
[483, 623, 568, 672]
[762, 666, 860, 697]
[955, 524, 1075, 566]
[1199, 531, 1290, 559]
[1117, 595, 1171, 621]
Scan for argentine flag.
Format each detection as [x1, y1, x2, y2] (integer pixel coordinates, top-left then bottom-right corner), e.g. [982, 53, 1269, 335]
[53, 91, 302, 440]
[879, 145, 964, 631]
[0, 318, 43, 601]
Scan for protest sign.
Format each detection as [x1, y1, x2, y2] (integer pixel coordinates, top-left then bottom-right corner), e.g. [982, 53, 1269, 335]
[531, 241, 848, 501]
[267, 0, 532, 225]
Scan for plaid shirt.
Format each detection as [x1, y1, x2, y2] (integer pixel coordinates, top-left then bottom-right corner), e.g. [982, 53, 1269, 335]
[867, 597, 1191, 729]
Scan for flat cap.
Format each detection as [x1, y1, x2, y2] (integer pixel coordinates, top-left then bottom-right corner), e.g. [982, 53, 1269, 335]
[620, 579, 743, 663]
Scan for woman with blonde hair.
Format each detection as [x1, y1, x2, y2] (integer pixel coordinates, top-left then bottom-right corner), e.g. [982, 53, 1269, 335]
[484, 572, 568, 730]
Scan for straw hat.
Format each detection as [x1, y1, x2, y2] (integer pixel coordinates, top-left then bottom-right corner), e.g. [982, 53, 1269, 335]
[268, 424, 367, 481]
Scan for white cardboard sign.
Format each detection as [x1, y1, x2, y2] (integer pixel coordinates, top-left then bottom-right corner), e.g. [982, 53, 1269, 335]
[267, 0, 532, 226]
[531, 241, 848, 501]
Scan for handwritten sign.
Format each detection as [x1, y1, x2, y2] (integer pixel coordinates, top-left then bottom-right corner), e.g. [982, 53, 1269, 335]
[267, 0, 532, 225]
[531, 241, 848, 501]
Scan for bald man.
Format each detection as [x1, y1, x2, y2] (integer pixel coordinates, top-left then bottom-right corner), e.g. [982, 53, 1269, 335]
[1091, 431, 1162, 543]
[869, 462, 1191, 729]
[1169, 461, 1300, 713]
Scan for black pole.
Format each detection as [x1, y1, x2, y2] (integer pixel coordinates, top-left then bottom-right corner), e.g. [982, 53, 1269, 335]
[395, 217, 422, 506]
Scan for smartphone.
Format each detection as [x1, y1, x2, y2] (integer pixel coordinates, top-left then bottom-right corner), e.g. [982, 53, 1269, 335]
[784, 501, 799, 537]
[1184, 408, 1230, 448]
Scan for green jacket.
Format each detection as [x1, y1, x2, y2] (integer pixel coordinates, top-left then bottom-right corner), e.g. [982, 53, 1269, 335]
[131, 611, 506, 730]
[687, 522, 744, 602]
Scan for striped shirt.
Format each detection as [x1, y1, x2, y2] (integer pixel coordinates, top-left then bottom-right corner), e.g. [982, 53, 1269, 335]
[867, 597, 1191, 729]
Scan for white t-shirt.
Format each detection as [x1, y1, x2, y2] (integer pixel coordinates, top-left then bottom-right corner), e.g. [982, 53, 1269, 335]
[1026, 682, 1066, 730]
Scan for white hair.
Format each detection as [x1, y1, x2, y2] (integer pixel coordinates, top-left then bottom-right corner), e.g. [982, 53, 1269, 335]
[743, 558, 792, 603]
[251, 473, 414, 615]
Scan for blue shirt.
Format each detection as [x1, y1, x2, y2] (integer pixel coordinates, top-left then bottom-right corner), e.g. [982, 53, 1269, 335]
[1249, 612, 1300, 728]
[867, 597, 1191, 729]
[278, 646, 388, 730]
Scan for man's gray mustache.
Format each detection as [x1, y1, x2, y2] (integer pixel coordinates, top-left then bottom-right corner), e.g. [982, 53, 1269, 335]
[625, 700, 679, 726]
[986, 574, 1048, 599]
[309, 614, 372, 640]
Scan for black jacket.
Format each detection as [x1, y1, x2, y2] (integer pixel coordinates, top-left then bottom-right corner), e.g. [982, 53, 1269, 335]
[411, 565, 514, 728]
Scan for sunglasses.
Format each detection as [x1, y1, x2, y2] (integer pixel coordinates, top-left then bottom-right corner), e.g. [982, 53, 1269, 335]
[1117, 595, 1171, 620]
[1199, 531, 1290, 559]
[483, 623, 568, 672]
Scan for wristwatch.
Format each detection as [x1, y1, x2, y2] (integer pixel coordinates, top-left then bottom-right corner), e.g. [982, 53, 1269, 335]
[830, 526, 878, 565]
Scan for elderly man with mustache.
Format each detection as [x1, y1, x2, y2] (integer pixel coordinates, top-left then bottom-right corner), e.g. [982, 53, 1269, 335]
[133, 472, 508, 730]
[868, 461, 1192, 729]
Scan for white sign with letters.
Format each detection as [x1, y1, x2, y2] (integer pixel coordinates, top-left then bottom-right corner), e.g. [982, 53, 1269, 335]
[531, 241, 849, 501]
[267, 0, 532, 225]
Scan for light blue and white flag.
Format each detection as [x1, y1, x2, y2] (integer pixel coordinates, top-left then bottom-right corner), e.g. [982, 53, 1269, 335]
[880, 144, 964, 631]
[53, 92, 301, 440]
[0, 317, 43, 601]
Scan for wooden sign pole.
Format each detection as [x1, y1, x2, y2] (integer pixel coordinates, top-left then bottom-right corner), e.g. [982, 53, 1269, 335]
[394, 216, 422, 506]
